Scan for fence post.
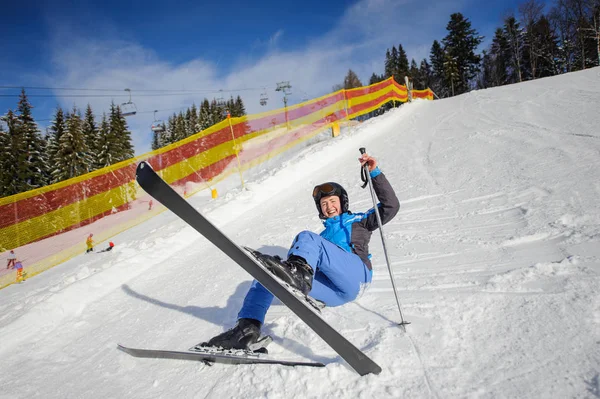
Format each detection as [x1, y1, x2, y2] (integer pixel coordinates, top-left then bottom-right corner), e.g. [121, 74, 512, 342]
[227, 111, 245, 190]
[343, 89, 350, 120]
[405, 76, 413, 102]
[331, 122, 340, 137]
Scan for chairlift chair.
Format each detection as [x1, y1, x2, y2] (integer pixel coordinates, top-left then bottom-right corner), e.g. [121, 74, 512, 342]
[121, 88, 137, 116]
[260, 89, 268, 106]
[151, 123, 164, 133]
[151, 110, 165, 133]
[215, 89, 227, 108]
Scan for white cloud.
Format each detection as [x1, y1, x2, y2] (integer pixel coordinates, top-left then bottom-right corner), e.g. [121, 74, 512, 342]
[46, 0, 466, 155]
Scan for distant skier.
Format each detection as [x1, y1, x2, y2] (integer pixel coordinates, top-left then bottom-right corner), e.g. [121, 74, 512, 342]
[14, 259, 26, 282]
[6, 250, 16, 269]
[86, 234, 94, 253]
[204, 153, 400, 350]
[99, 241, 115, 252]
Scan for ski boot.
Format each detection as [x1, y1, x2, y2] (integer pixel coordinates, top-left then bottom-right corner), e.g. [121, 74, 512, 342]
[200, 318, 266, 352]
[251, 251, 314, 295]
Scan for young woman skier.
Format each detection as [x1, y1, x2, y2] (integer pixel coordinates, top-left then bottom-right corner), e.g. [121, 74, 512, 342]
[204, 152, 400, 350]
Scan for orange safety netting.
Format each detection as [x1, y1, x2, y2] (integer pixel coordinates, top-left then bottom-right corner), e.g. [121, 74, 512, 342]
[0, 78, 432, 288]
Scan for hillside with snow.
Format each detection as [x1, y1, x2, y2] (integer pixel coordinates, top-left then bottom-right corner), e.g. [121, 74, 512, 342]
[0, 68, 599, 398]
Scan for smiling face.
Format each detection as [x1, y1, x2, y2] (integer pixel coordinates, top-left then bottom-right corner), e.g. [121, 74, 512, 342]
[319, 195, 342, 218]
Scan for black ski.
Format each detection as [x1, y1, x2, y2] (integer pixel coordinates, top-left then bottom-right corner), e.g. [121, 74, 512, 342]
[135, 161, 382, 376]
[117, 344, 324, 368]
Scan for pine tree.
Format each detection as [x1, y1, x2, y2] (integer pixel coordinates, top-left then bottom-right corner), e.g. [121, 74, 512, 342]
[210, 99, 224, 125]
[53, 107, 90, 182]
[0, 121, 8, 192]
[566, 0, 596, 70]
[0, 113, 19, 196]
[533, 15, 561, 77]
[17, 89, 48, 190]
[185, 108, 193, 137]
[343, 69, 363, 89]
[189, 103, 199, 134]
[117, 107, 135, 161]
[504, 16, 525, 83]
[587, 2, 600, 66]
[443, 52, 460, 96]
[151, 130, 161, 151]
[430, 40, 447, 97]
[3, 110, 27, 194]
[409, 59, 420, 83]
[172, 112, 187, 142]
[549, 3, 576, 73]
[199, 99, 213, 131]
[368, 73, 385, 85]
[384, 48, 395, 78]
[95, 113, 112, 169]
[82, 104, 99, 169]
[442, 13, 483, 95]
[417, 59, 433, 89]
[46, 107, 67, 179]
[107, 104, 136, 208]
[478, 50, 494, 88]
[107, 102, 121, 163]
[519, 0, 546, 79]
[395, 44, 410, 82]
[490, 27, 511, 86]
[580, 0, 600, 68]
[108, 103, 135, 163]
[160, 115, 173, 147]
[234, 95, 246, 116]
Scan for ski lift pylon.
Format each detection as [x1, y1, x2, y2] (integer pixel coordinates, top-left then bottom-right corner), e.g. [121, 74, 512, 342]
[151, 110, 165, 133]
[121, 88, 137, 116]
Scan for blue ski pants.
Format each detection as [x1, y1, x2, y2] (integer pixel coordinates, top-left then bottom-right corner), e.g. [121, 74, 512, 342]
[237, 231, 373, 324]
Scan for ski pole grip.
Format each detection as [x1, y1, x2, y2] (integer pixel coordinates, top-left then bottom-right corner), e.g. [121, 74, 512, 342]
[359, 147, 366, 154]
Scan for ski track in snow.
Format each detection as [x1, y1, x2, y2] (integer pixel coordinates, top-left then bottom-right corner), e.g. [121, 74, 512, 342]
[1, 68, 600, 398]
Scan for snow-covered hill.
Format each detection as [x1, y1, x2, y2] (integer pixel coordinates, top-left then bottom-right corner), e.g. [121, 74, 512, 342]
[1, 68, 599, 398]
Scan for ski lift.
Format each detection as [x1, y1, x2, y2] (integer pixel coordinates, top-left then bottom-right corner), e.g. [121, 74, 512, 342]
[121, 88, 137, 116]
[151, 110, 165, 133]
[260, 89, 268, 106]
[215, 89, 226, 108]
[299, 89, 309, 103]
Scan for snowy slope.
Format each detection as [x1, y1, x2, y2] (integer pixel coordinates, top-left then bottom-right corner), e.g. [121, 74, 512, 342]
[1, 68, 599, 399]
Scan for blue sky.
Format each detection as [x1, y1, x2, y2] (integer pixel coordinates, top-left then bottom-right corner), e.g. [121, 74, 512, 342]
[1, 0, 552, 154]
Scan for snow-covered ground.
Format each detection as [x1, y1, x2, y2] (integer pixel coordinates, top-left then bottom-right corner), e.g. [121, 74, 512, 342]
[1, 68, 599, 398]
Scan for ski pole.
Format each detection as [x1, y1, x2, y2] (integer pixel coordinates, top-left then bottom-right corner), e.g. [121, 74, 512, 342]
[359, 147, 410, 331]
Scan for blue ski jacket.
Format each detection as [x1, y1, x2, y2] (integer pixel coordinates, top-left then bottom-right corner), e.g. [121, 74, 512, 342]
[318, 168, 400, 270]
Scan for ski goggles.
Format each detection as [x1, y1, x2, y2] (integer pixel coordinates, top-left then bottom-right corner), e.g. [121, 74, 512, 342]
[312, 183, 339, 200]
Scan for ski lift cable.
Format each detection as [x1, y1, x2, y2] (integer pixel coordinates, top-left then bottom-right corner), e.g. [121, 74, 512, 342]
[34, 105, 196, 122]
[8, 85, 277, 121]
[0, 91, 263, 99]
[0, 85, 266, 94]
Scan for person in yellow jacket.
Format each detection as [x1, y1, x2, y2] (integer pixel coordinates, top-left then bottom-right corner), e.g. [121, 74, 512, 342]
[86, 233, 94, 253]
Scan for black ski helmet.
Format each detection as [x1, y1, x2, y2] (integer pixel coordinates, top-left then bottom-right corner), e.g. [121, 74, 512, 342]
[312, 182, 349, 219]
